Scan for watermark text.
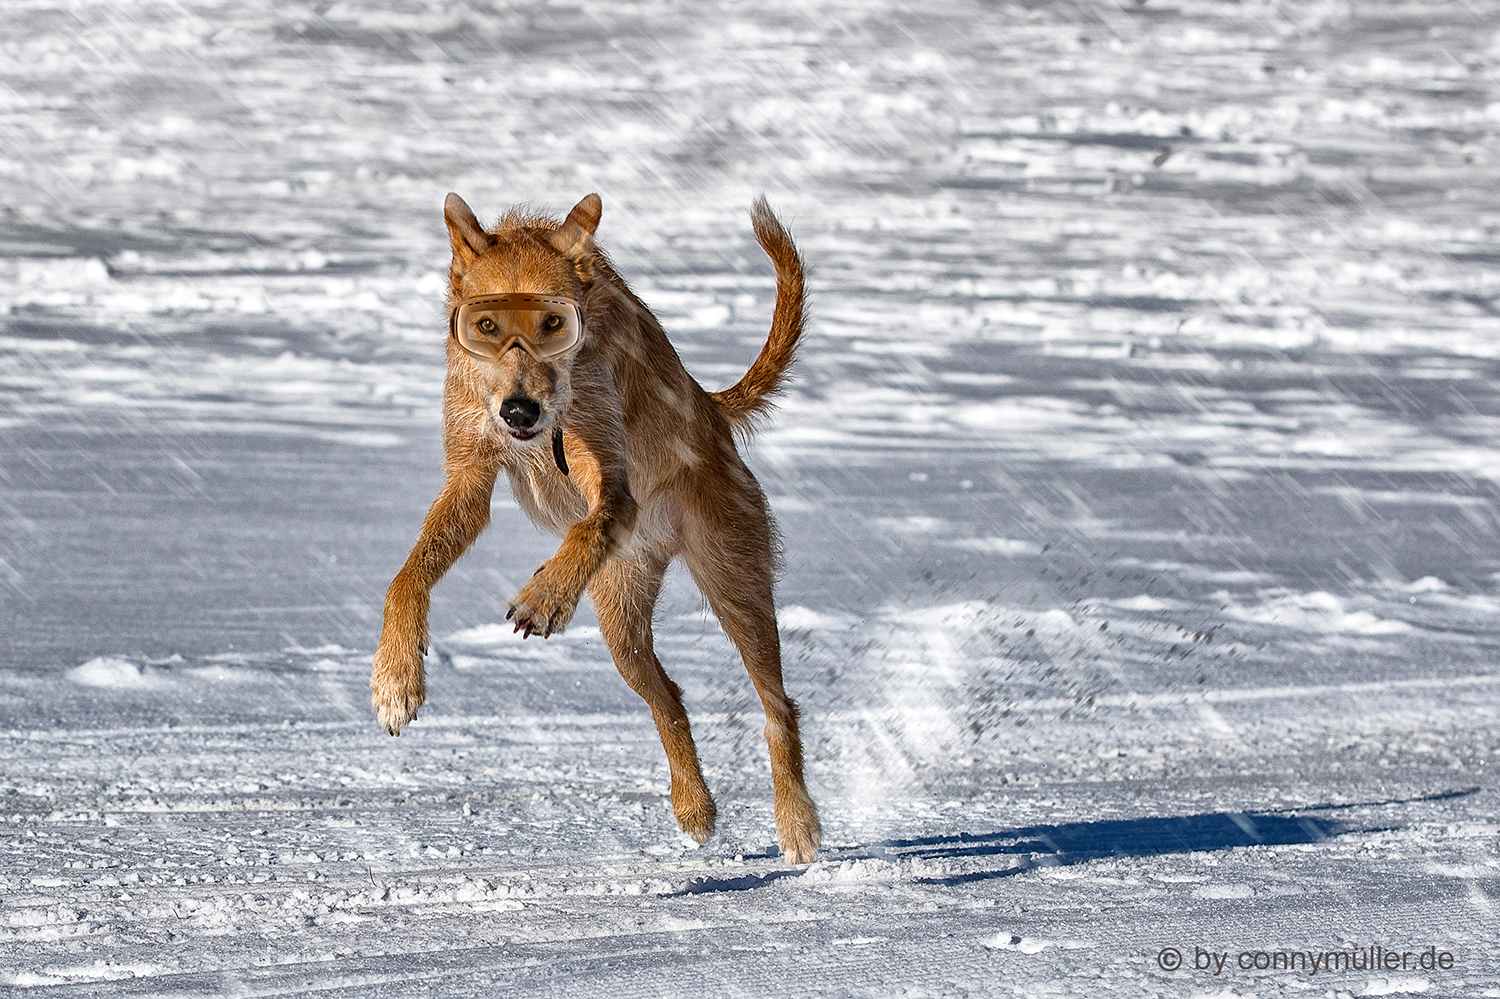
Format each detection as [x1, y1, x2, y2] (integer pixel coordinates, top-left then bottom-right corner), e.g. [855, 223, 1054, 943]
[1156, 944, 1455, 977]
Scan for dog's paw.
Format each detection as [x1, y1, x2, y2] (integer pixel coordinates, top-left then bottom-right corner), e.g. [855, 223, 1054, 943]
[672, 787, 718, 845]
[776, 796, 822, 866]
[506, 568, 579, 638]
[371, 642, 426, 736]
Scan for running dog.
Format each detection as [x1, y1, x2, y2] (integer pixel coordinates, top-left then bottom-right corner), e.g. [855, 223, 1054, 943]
[370, 192, 821, 863]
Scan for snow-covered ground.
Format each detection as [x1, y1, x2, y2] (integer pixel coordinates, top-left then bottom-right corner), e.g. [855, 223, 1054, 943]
[3, 0, 1500, 994]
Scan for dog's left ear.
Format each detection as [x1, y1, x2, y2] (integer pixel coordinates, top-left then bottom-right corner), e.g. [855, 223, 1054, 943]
[549, 193, 601, 260]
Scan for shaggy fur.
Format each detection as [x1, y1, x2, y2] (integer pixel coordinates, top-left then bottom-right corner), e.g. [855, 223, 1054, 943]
[370, 192, 821, 863]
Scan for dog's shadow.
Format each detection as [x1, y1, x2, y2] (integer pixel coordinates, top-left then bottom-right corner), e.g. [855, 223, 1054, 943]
[673, 787, 1476, 895]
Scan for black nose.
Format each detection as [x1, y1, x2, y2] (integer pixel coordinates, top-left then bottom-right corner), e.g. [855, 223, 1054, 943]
[499, 396, 541, 430]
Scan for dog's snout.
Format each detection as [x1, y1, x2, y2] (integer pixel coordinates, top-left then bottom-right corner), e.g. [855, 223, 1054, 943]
[499, 396, 541, 430]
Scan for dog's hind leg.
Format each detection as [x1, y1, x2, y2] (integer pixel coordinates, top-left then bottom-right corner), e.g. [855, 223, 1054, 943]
[589, 551, 717, 843]
[681, 491, 821, 864]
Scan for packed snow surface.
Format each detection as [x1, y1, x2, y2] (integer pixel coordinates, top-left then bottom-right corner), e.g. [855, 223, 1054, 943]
[2, 0, 1499, 995]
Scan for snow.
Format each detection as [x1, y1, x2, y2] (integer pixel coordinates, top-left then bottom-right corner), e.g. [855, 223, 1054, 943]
[2, 0, 1499, 995]
[65, 657, 161, 690]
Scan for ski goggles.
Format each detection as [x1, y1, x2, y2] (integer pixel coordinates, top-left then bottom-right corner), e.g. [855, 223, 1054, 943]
[451, 294, 583, 362]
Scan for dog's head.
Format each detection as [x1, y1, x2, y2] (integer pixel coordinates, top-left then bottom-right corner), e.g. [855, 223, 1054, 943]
[442, 192, 601, 443]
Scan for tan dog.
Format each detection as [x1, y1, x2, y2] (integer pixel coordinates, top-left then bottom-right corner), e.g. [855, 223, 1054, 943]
[370, 192, 821, 863]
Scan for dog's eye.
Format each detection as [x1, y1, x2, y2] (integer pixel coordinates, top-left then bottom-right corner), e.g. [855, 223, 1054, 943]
[541, 314, 564, 333]
[476, 317, 497, 334]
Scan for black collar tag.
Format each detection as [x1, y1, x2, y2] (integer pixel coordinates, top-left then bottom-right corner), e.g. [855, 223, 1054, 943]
[551, 427, 570, 477]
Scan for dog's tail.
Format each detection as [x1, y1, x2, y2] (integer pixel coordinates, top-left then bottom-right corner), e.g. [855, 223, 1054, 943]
[710, 197, 806, 433]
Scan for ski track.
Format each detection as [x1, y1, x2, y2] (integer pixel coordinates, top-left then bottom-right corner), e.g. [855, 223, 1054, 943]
[3, 0, 1500, 995]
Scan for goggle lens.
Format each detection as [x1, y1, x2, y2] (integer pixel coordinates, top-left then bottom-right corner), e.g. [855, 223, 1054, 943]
[453, 295, 582, 361]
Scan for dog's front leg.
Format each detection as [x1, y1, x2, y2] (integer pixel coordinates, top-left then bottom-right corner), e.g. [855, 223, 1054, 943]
[372, 460, 498, 735]
[508, 439, 638, 639]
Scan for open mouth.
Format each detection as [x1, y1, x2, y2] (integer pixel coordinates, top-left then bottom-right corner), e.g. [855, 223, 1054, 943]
[510, 428, 539, 441]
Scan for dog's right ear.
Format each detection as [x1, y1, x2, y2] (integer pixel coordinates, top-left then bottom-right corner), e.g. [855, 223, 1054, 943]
[444, 193, 493, 263]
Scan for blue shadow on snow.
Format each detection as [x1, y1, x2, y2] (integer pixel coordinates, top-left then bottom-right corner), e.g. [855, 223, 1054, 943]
[672, 787, 1477, 895]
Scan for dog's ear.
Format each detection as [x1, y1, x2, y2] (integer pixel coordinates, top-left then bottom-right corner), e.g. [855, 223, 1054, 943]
[549, 193, 601, 260]
[444, 193, 493, 263]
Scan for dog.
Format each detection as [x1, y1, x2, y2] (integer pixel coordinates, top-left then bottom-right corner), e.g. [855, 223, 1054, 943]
[370, 192, 821, 864]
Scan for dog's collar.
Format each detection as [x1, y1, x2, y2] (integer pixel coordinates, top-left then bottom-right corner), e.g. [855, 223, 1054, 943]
[551, 426, 570, 477]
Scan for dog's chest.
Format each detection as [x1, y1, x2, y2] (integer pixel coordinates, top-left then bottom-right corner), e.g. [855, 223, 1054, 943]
[505, 461, 588, 536]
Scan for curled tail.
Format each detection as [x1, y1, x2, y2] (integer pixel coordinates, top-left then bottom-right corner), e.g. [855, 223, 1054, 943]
[710, 197, 807, 432]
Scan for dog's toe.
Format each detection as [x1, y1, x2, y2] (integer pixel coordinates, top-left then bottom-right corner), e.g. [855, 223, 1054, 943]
[371, 656, 424, 737]
[507, 584, 574, 641]
[781, 841, 818, 865]
[373, 690, 421, 736]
